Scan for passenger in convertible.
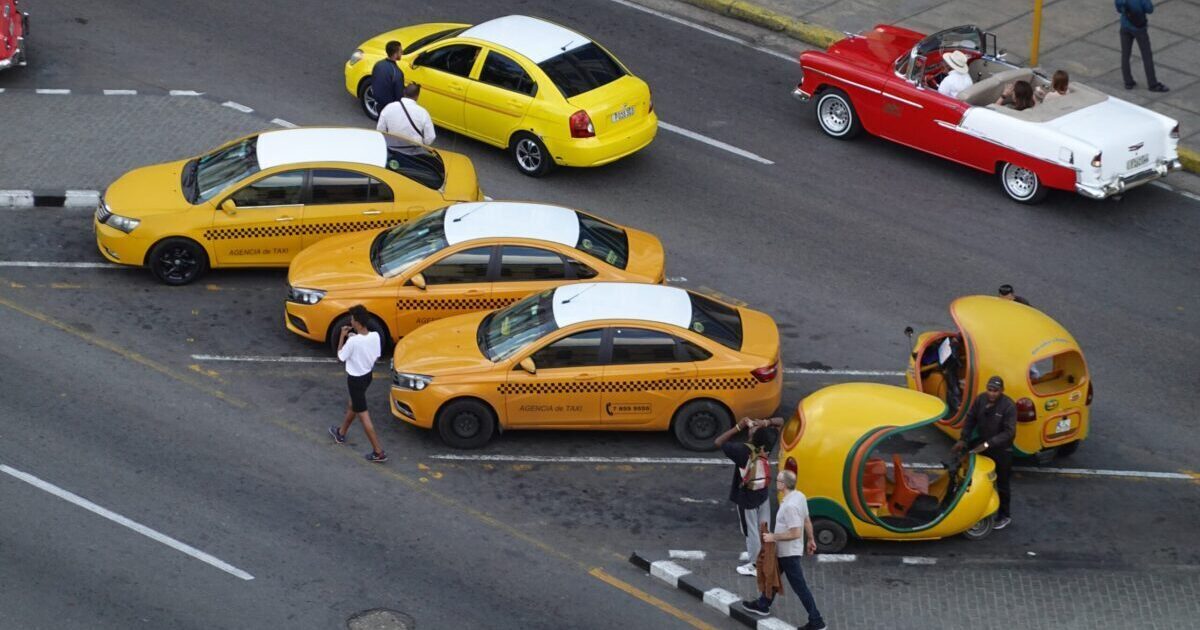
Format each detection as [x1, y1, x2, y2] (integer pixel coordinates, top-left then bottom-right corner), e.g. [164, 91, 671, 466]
[995, 80, 1037, 111]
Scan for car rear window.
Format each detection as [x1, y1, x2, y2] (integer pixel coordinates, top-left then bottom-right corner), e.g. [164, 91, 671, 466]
[688, 294, 743, 350]
[384, 135, 445, 190]
[575, 212, 628, 269]
[538, 42, 626, 98]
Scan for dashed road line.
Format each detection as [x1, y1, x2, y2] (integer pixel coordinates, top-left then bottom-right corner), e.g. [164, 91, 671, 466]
[35, 88, 71, 95]
[666, 275, 688, 282]
[817, 554, 857, 563]
[221, 100, 254, 113]
[190, 354, 335, 363]
[1, 463, 254, 581]
[902, 556, 938, 565]
[169, 89, 203, 96]
[784, 367, 905, 377]
[680, 497, 721, 505]
[659, 122, 774, 165]
[271, 118, 297, 128]
[102, 89, 138, 95]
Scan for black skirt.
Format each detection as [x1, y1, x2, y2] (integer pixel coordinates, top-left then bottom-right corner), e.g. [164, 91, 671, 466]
[347, 372, 373, 412]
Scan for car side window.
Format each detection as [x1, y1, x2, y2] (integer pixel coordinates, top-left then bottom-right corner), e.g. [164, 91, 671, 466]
[229, 170, 304, 207]
[611, 328, 680, 365]
[310, 169, 393, 205]
[565, 256, 598, 280]
[419, 246, 493, 285]
[530, 329, 605, 370]
[479, 51, 536, 96]
[499, 246, 566, 281]
[678, 339, 712, 361]
[418, 44, 481, 78]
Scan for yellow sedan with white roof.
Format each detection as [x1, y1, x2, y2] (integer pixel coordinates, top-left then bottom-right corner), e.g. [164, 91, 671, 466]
[344, 15, 657, 176]
[94, 127, 482, 285]
[285, 201, 666, 353]
[388, 282, 782, 450]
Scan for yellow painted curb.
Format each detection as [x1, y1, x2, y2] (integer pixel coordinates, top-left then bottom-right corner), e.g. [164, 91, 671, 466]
[679, 0, 842, 49]
[1179, 146, 1200, 175]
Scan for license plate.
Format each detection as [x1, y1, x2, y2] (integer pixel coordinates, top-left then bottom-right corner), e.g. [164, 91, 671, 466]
[1055, 418, 1072, 434]
[1127, 154, 1149, 170]
[610, 106, 635, 123]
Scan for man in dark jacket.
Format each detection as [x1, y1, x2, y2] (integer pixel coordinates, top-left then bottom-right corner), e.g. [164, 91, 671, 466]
[370, 40, 406, 116]
[953, 375, 1016, 530]
[1116, 0, 1168, 92]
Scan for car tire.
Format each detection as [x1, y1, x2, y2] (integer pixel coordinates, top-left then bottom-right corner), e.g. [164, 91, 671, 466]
[962, 515, 995, 541]
[147, 237, 208, 286]
[510, 132, 555, 177]
[812, 518, 850, 553]
[327, 313, 390, 356]
[999, 162, 1049, 204]
[671, 400, 732, 451]
[437, 399, 497, 449]
[1033, 447, 1058, 466]
[358, 79, 380, 120]
[814, 89, 862, 139]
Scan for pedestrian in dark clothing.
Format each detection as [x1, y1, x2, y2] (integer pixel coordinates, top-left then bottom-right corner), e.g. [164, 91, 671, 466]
[953, 375, 1016, 529]
[716, 416, 782, 577]
[1116, 0, 1169, 92]
[998, 284, 1030, 306]
[370, 40, 406, 115]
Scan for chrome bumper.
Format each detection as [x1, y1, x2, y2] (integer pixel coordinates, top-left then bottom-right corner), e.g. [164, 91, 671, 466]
[792, 86, 810, 103]
[1075, 158, 1180, 199]
[0, 38, 26, 71]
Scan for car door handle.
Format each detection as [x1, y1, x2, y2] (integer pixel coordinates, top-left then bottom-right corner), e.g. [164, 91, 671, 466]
[464, 289, 484, 295]
[667, 367, 687, 374]
[276, 216, 296, 222]
[362, 210, 382, 215]
[573, 373, 597, 380]
[449, 82, 464, 93]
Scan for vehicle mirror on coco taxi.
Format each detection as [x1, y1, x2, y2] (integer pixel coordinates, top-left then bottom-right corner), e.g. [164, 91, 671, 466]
[519, 357, 537, 374]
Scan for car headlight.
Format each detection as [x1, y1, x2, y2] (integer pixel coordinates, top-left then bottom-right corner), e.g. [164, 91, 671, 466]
[106, 213, 140, 233]
[287, 286, 326, 305]
[392, 371, 433, 391]
[348, 49, 364, 66]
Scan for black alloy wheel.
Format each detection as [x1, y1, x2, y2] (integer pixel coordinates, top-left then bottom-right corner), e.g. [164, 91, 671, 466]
[437, 399, 496, 449]
[672, 400, 732, 451]
[148, 238, 208, 285]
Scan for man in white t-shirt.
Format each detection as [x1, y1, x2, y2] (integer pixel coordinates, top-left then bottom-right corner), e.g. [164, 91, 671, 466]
[937, 50, 973, 99]
[329, 305, 387, 462]
[742, 470, 826, 629]
[376, 83, 436, 145]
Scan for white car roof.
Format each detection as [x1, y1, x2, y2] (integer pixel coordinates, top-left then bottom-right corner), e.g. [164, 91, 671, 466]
[551, 283, 694, 330]
[459, 15, 588, 64]
[256, 128, 386, 170]
[443, 202, 580, 247]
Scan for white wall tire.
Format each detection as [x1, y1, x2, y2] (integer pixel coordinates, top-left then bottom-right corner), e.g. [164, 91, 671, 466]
[999, 162, 1049, 204]
[814, 89, 862, 140]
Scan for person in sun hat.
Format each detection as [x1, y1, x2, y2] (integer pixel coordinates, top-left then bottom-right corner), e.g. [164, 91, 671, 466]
[937, 50, 974, 99]
[953, 375, 1016, 529]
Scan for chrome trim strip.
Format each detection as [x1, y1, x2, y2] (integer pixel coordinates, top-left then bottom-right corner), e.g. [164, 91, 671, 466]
[883, 92, 923, 108]
[807, 68, 881, 94]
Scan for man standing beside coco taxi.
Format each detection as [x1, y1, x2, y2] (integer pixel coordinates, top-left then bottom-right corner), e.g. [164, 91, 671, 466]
[329, 305, 387, 463]
[716, 417, 782, 577]
[953, 375, 1016, 529]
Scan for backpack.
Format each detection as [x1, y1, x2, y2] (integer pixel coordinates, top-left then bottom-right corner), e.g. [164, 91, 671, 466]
[739, 445, 771, 491]
[1124, 2, 1148, 29]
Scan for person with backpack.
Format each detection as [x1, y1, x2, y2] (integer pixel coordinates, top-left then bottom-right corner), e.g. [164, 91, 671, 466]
[1116, 0, 1169, 92]
[716, 416, 782, 576]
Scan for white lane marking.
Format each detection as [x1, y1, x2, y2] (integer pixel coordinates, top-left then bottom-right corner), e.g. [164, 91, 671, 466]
[817, 554, 857, 563]
[169, 90, 203, 96]
[669, 550, 708, 560]
[0, 190, 34, 208]
[430, 454, 727, 465]
[190, 354, 336, 363]
[902, 556, 937, 565]
[649, 560, 691, 587]
[1150, 181, 1172, 190]
[659, 122, 774, 165]
[680, 497, 721, 505]
[0, 464, 254, 581]
[103, 89, 138, 95]
[702, 587, 741, 615]
[758, 618, 796, 630]
[785, 368, 906, 376]
[271, 118, 297, 128]
[35, 88, 71, 95]
[1180, 190, 1200, 203]
[605, 0, 796, 63]
[666, 276, 688, 283]
[0, 261, 124, 268]
[221, 101, 254, 113]
[1014, 466, 1195, 480]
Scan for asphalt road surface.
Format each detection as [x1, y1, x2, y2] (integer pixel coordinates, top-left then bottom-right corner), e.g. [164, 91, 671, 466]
[1, 1, 1198, 628]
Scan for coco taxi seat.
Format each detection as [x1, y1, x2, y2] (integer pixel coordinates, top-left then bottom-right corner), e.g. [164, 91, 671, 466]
[863, 458, 887, 508]
[889, 455, 930, 517]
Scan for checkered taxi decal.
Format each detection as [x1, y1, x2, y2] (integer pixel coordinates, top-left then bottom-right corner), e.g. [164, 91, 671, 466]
[203, 217, 406, 241]
[397, 296, 520, 311]
[498, 377, 758, 396]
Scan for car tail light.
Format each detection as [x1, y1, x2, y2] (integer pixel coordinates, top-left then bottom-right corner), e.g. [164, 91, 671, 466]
[751, 362, 778, 383]
[569, 110, 594, 138]
[785, 457, 797, 475]
[1170, 124, 1180, 139]
[1016, 397, 1037, 422]
[1091, 152, 1103, 168]
[1086, 382, 1093, 406]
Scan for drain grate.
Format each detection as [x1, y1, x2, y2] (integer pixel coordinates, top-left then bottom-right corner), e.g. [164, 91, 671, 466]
[347, 608, 415, 630]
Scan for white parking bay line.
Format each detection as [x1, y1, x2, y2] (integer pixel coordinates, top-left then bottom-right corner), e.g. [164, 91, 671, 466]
[0, 261, 125, 269]
[430, 454, 728, 465]
[659, 122, 774, 165]
[817, 554, 857, 563]
[785, 367, 906, 377]
[0, 463, 254, 581]
[190, 354, 336, 363]
[221, 101, 254, 113]
[35, 88, 71, 95]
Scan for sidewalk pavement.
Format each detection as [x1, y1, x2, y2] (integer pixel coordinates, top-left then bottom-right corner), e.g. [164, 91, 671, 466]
[633, 548, 1200, 629]
[679, 0, 1200, 166]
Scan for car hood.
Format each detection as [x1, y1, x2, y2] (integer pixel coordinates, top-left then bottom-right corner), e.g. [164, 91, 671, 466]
[823, 24, 923, 73]
[287, 231, 384, 291]
[104, 159, 192, 217]
[392, 311, 494, 376]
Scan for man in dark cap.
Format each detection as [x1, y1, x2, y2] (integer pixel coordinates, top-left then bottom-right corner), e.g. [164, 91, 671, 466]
[953, 375, 1016, 529]
[998, 284, 1030, 306]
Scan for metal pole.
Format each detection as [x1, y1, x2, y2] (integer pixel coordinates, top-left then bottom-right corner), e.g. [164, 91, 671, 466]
[1031, 0, 1044, 66]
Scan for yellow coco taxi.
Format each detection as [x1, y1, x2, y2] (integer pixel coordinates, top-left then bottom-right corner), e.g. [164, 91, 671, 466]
[779, 383, 1000, 553]
[285, 201, 666, 353]
[344, 15, 657, 176]
[904, 296, 1092, 464]
[389, 282, 782, 450]
[94, 127, 482, 285]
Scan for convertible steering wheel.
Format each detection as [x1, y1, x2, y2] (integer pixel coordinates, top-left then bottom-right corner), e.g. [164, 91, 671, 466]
[925, 60, 949, 89]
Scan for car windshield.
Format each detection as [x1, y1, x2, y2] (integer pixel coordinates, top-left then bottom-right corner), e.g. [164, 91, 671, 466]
[478, 290, 558, 361]
[689, 293, 743, 350]
[916, 26, 982, 56]
[405, 27, 468, 54]
[538, 42, 626, 98]
[194, 137, 259, 202]
[384, 135, 446, 190]
[370, 208, 448, 277]
[575, 212, 628, 269]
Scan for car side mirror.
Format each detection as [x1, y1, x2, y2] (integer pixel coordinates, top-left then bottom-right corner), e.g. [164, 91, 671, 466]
[519, 357, 537, 374]
[220, 199, 237, 214]
[904, 326, 914, 339]
[410, 272, 427, 290]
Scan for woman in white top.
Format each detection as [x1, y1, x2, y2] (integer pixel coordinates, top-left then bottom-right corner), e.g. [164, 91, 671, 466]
[329, 305, 387, 462]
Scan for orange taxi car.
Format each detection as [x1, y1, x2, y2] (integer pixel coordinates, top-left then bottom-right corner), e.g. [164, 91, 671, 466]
[388, 282, 782, 450]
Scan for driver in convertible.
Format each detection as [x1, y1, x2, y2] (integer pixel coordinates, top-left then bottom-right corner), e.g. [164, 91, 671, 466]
[937, 50, 973, 98]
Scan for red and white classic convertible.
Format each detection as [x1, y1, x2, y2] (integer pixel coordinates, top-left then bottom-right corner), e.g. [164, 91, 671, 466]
[793, 25, 1182, 203]
[0, 0, 27, 72]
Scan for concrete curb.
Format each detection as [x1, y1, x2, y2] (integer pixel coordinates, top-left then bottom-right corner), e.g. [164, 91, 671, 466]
[629, 551, 797, 629]
[671, 0, 1200, 175]
[0, 189, 100, 208]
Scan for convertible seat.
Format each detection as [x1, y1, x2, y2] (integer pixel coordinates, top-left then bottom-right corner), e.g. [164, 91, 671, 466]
[863, 458, 887, 508]
[986, 83, 1110, 122]
[889, 455, 931, 517]
[957, 68, 1034, 107]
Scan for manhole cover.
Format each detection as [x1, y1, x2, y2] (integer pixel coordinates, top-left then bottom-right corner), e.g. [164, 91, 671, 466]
[347, 608, 415, 630]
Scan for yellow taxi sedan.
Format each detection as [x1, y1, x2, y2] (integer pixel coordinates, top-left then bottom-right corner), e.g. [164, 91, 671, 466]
[94, 127, 482, 285]
[344, 15, 657, 176]
[285, 201, 665, 353]
[388, 282, 782, 450]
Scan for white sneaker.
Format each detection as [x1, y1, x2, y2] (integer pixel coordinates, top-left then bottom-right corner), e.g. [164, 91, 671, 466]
[736, 563, 757, 576]
[739, 551, 750, 562]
